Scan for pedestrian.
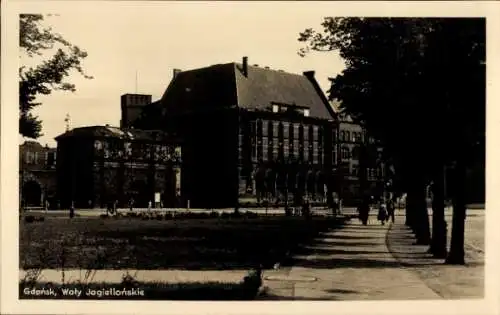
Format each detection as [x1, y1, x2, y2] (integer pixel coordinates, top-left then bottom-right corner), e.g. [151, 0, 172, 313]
[378, 201, 388, 225]
[114, 199, 119, 215]
[387, 199, 395, 223]
[44, 199, 49, 213]
[148, 200, 152, 212]
[69, 201, 75, 219]
[359, 196, 370, 225]
[129, 197, 134, 212]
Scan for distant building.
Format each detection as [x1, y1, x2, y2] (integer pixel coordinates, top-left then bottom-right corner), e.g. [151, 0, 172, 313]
[55, 126, 182, 209]
[331, 100, 387, 204]
[135, 57, 340, 208]
[19, 141, 57, 208]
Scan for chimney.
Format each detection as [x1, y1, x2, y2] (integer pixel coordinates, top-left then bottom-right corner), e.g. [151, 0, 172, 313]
[242, 56, 248, 77]
[303, 71, 315, 78]
[173, 69, 182, 79]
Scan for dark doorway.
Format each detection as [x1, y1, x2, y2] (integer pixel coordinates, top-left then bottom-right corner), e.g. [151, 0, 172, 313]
[129, 180, 149, 208]
[23, 180, 42, 207]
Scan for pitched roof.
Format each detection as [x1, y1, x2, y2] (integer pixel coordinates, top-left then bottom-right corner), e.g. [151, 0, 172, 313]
[160, 62, 336, 120]
[55, 126, 176, 142]
[330, 99, 354, 123]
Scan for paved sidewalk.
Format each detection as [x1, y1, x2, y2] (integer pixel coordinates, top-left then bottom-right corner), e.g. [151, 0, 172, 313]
[260, 218, 441, 300]
[387, 220, 484, 299]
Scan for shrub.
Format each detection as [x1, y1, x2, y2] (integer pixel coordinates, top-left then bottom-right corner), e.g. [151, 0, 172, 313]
[244, 211, 258, 219]
[100, 214, 109, 219]
[24, 215, 36, 223]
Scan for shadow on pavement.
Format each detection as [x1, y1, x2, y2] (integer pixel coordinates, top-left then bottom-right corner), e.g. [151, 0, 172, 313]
[289, 257, 404, 269]
[311, 240, 379, 247]
[318, 234, 374, 240]
[294, 246, 426, 257]
[324, 288, 360, 294]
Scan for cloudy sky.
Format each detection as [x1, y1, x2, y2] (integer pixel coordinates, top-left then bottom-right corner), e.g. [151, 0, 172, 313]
[15, 2, 350, 147]
[7, 1, 497, 148]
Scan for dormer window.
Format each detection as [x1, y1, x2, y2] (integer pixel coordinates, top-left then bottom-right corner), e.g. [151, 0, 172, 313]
[304, 109, 310, 117]
[272, 105, 279, 113]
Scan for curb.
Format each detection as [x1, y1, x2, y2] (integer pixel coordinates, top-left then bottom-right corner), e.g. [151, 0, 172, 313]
[384, 223, 444, 298]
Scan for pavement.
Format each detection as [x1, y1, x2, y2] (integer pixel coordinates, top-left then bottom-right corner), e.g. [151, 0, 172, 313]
[258, 211, 484, 300]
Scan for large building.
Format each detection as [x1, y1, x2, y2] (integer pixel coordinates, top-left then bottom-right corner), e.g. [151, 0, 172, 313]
[134, 57, 341, 208]
[19, 141, 57, 208]
[331, 101, 387, 205]
[55, 126, 182, 209]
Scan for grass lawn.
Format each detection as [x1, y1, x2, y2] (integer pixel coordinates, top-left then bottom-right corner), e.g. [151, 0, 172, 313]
[20, 216, 348, 270]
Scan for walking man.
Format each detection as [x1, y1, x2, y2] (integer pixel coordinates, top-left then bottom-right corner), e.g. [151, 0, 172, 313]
[387, 199, 395, 223]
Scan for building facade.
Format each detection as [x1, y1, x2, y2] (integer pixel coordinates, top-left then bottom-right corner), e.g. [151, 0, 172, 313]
[332, 106, 387, 205]
[55, 126, 182, 209]
[134, 57, 340, 208]
[19, 141, 57, 208]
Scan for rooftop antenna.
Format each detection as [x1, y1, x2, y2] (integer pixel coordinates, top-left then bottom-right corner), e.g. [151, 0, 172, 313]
[135, 70, 138, 93]
[64, 113, 71, 131]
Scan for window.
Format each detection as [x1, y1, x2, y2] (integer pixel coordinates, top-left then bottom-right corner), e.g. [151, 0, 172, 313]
[304, 109, 310, 117]
[303, 144, 309, 161]
[351, 166, 358, 177]
[333, 130, 338, 142]
[256, 120, 263, 138]
[262, 137, 268, 161]
[262, 120, 268, 137]
[345, 131, 351, 142]
[272, 105, 279, 113]
[273, 121, 280, 138]
[341, 147, 350, 160]
[340, 131, 345, 141]
[318, 127, 323, 148]
[283, 122, 290, 139]
[293, 124, 300, 139]
[272, 141, 278, 159]
[312, 142, 318, 164]
[355, 132, 363, 143]
[267, 121, 274, 138]
[283, 143, 289, 159]
[257, 140, 263, 160]
[313, 126, 319, 141]
[303, 125, 309, 141]
[278, 122, 284, 142]
[351, 146, 359, 160]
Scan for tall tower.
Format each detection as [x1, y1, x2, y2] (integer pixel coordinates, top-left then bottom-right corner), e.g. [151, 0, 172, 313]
[120, 94, 152, 128]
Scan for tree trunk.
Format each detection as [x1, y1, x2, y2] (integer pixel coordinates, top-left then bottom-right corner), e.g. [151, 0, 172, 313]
[407, 175, 431, 245]
[406, 189, 416, 232]
[446, 162, 467, 265]
[429, 166, 447, 258]
[414, 180, 431, 245]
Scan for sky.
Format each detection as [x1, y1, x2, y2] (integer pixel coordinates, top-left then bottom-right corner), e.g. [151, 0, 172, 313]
[17, 2, 348, 147]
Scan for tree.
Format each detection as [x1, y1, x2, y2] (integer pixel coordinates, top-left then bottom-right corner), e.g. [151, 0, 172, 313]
[19, 14, 92, 139]
[298, 18, 485, 264]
